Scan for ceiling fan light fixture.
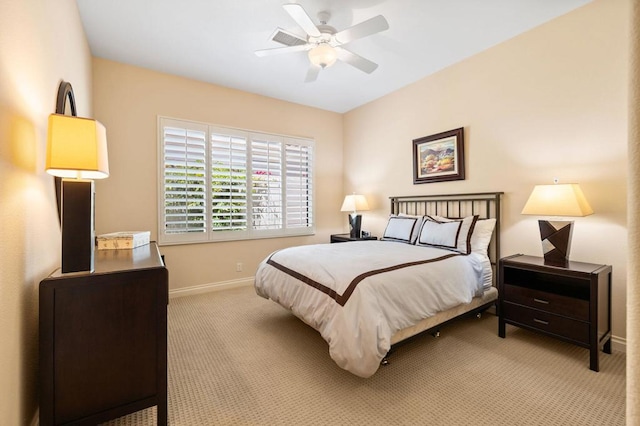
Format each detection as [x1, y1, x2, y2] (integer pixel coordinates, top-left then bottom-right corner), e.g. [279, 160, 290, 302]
[256, 4, 388, 80]
[308, 43, 337, 68]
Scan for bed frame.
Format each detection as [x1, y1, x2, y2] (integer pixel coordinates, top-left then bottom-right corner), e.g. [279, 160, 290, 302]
[386, 192, 503, 354]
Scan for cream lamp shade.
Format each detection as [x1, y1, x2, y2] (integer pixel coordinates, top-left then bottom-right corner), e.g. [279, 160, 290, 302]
[521, 183, 593, 217]
[46, 114, 109, 179]
[340, 194, 370, 213]
[308, 44, 338, 69]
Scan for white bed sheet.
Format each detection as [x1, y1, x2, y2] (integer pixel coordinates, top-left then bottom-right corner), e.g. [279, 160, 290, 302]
[254, 240, 485, 378]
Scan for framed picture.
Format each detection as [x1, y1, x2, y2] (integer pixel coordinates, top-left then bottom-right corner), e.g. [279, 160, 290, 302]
[413, 127, 465, 184]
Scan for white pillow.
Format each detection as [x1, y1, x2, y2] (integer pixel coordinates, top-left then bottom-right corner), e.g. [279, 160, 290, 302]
[428, 215, 495, 254]
[416, 215, 478, 254]
[399, 213, 425, 243]
[416, 220, 460, 248]
[470, 218, 496, 254]
[382, 215, 423, 244]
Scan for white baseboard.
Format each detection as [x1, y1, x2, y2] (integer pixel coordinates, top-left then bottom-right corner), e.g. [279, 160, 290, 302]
[611, 335, 626, 353]
[169, 277, 254, 298]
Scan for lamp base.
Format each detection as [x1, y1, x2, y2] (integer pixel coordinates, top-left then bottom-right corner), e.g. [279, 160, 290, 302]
[348, 214, 362, 239]
[61, 179, 95, 273]
[538, 219, 573, 267]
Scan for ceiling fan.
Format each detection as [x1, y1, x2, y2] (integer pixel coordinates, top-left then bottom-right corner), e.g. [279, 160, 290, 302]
[255, 3, 389, 82]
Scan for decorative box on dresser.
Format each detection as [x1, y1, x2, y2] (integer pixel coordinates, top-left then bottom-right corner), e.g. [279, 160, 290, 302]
[498, 254, 612, 372]
[39, 242, 168, 426]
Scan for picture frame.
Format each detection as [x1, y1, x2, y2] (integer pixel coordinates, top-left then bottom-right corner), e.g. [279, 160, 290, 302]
[412, 127, 465, 184]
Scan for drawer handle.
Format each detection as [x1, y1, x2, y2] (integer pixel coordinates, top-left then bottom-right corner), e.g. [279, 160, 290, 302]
[533, 318, 549, 325]
[533, 298, 549, 305]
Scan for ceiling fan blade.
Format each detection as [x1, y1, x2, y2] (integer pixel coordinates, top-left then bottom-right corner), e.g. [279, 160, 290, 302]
[271, 27, 307, 47]
[283, 3, 321, 37]
[255, 44, 309, 57]
[335, 47, 378, 74]
[334, 15, 389, 44]
[305, 65, 321, 83]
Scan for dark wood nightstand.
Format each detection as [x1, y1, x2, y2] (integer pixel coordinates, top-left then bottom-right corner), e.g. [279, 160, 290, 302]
[330, 233, 378, 243]
[39, 243, 168, 425]
[498, 254, 612, 371]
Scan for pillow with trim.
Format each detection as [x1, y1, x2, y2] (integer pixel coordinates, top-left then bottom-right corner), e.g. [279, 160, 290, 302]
[416, 215, 479, 254]
[430, 215, 495, 254]
[399, 213, 425, 244]
[381, 215, 423, 244]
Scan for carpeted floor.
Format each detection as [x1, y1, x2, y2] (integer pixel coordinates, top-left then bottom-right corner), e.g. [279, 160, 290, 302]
[103, 285, 625, 425]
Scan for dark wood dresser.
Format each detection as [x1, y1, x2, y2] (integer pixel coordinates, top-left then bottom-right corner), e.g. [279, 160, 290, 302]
[39, 242, 168, 425]
[498, 254, 612, 371]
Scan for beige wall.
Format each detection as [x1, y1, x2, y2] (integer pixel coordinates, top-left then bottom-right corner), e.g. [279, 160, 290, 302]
[627, 1, 639, 422]
[0, 0, 93, 424]
[92, 58, 344, 291]
[344, 0, 629, 340]
[0, 0, 633, 423]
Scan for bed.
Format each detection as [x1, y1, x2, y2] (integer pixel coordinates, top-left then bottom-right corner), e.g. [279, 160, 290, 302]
[255, 192, 503, 378]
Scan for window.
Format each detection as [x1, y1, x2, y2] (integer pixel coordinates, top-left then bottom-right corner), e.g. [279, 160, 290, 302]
[158, 117, 314, 245]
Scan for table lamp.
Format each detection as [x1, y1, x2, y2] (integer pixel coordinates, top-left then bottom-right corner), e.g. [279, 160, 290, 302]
[340, 194, 369, 238]
[521, 182, 593, 266]
[46, 114, 109, 273]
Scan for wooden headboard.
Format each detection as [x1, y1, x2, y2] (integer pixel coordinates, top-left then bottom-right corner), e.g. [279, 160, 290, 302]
[389, 192, 504, 285]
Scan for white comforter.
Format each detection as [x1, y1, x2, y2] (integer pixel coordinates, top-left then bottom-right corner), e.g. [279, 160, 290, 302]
[254, 240, 484, 378]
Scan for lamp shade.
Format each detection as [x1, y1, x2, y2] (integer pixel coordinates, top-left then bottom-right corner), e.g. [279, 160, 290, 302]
[341, 194, 369, 213]
[521, 184, 593, 217]
[46, 114, 109, 179]
[308, 44, 337, 69]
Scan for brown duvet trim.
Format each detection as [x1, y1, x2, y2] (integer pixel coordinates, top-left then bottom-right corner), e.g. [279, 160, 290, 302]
[266, 251, 461, 307]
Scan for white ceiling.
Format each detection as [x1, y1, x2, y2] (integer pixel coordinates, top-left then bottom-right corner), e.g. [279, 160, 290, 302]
[76, 0, 591, 113]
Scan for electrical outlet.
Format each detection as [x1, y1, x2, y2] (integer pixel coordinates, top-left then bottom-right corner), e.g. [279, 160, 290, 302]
[236, 262, 243, 272]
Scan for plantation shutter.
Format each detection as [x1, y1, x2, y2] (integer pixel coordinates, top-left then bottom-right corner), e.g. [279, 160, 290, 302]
[161, 122, 207, 242]
[210, 130, 248, 232]
[158, 117, 314, 244]
[285, 141, 314, 229]
[251, 134, 283, 230]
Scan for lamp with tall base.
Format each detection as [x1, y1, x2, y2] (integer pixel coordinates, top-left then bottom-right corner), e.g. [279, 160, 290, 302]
[46, 82, 109, 273]
[521, 182, 593, 267]
[340, 194, 369, 238]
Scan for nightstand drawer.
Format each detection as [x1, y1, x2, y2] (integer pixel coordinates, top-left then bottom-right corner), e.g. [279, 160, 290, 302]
[503, 302, 589, 345]
[503, 284, 589, 321]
